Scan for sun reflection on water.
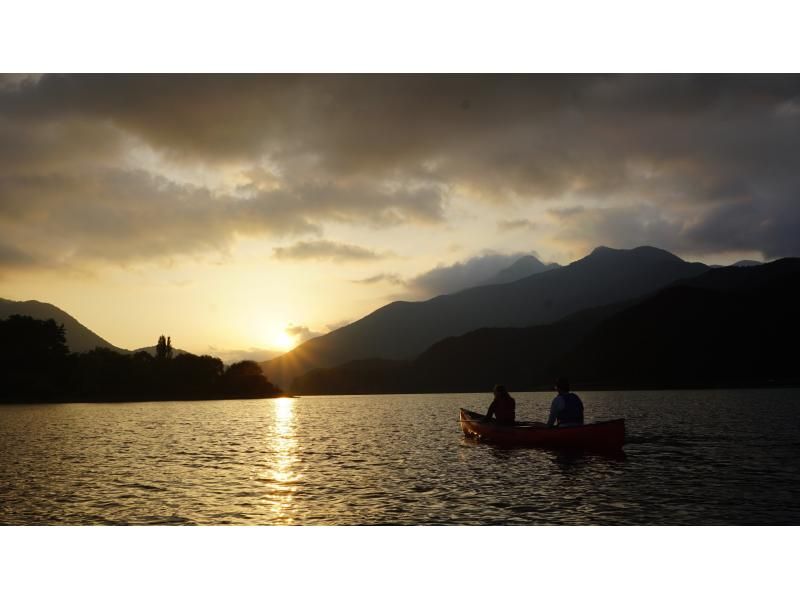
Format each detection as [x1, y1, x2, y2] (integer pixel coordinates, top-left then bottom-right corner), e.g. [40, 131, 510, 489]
[263, 397, 300, 523]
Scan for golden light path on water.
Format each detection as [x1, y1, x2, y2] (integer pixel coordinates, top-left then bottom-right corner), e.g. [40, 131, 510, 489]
[262, 397, 300, 523]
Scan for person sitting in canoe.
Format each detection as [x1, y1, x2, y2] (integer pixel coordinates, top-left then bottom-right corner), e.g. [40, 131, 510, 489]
[547, 377, 584, 427]
[485, 384, 516, 425]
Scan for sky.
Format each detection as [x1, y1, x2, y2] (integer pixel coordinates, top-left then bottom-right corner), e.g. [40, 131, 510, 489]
[1, 74, 799, 358]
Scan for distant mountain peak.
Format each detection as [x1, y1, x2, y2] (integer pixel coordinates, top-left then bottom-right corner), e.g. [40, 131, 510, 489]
[3, 298, 56, 310]
[587, 245, 683, 262]
[732, 259, 762, 267]
[0, 297, 124, 353]
[481, 254, 559, 286]
[512, 254, 545, 266]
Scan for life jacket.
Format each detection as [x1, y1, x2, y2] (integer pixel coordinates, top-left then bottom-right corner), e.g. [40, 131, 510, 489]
[558, 392, 584, 425]
[494, 396, 516, 424]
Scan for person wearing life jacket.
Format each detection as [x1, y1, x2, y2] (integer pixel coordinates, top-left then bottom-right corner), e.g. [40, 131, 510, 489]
[547, 377, 584, 427]
[485, 384, 516, 425]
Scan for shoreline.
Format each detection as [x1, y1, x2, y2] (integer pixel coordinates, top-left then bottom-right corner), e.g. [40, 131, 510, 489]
[0, 393, 292, 405]
[2, 385, 798, 405]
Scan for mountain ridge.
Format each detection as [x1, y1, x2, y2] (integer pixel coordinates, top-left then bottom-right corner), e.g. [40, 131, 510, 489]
[0, 298, 125, 353]
[262, 246, 710, 389]
[0, 298, 192, 357]
[290, 258, 800, 394]
[481, 255, 559, 286]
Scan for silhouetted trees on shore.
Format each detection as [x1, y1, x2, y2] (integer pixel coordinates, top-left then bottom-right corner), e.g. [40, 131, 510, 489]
[155, 334, 173, 360]
[0, 315, 283, 403]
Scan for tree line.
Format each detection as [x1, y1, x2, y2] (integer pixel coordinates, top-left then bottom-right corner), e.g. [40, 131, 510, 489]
[0, 315, 283, 403]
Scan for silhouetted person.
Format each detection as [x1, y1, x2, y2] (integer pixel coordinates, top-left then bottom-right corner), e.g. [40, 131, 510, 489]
[485, 384, 516, 425]
[547, 377, 584, 427]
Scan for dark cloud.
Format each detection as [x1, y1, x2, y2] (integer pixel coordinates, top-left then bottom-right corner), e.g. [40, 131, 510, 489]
[552, 194, 800, 261]
[2, 74, 800, 261]
[273, 240, 385, 262]
[0, 241, 38, 269]
[551, 204, 686, 256]
[405, 252, 530, 297]
[685, 195, 800, 258]
[0, 75, 41, 92]
[0, 116, 126, 176]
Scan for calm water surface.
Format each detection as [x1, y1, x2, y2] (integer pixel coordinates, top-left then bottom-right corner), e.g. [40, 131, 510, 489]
[1, 389, 799, 525]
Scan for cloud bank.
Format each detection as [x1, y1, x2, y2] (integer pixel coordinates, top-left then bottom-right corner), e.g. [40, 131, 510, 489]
[2, 74, 800, 269]
[273, 240, 386, 262]
[406, 252, 535, 297]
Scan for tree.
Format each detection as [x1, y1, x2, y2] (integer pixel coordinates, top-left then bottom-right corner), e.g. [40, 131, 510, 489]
[221, 360, 282, 397]
[156, 334, 173, 359]
[169, 353, 224, 395]
[0, 315, 70, 400]
[0, 318, 282, 402]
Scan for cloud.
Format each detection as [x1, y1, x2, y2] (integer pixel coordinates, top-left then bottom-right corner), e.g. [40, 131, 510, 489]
[350, 273, 404, 285]
[352, 253, 556, 297]
[545, 202, 709, 261]
[0, 74, 41, 92]
[0, 168, 444, 266]
[273, 240, 386, 262]
[685, 195, 800, 258]
[0, 241, 38, 269]
[285, 324, 322, 343]
[547, 206, 585, 219]
[405, 252, 531, 297]
[550, 195, 800, 261]
[497, 218, 538, 232]
[2, 75, 800, 262]
[325, 319, 352, 332]
[0, 169, 319, 265]
[0, 116, 126, 177]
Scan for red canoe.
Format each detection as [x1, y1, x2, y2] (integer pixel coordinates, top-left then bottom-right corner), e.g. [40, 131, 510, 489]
[459, 408, 625, 451]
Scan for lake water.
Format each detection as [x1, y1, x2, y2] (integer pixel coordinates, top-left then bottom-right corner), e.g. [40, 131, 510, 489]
[1, 389, 799, 525]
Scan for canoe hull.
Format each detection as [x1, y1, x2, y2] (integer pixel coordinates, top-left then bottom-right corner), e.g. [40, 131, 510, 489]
[459, 409, 625, 450]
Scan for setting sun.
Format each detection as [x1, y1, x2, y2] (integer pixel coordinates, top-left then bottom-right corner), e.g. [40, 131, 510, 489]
[272, 329, 296, 352]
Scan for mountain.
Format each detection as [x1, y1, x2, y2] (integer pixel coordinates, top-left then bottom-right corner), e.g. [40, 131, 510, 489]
[0, 299, 197, 356]
[263, 246, 710, 389]
[711, 259, 763, 269]
[481, 255, 559, 285]
[558, 258, 800, 387]
[0, 298, 125, 353]
[732, 260, 762, 267]
[290, 258, 800, 394]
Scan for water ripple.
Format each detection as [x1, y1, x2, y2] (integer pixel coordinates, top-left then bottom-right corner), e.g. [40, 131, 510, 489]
[1, 389, 799, 524]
